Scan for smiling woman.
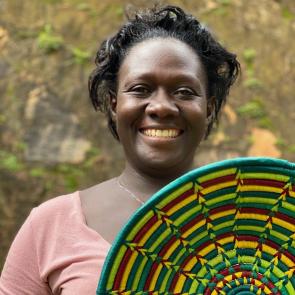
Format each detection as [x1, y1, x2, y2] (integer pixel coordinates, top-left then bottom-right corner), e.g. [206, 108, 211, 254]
[0, 4, 240, 295]
[115, 38, 208, 179]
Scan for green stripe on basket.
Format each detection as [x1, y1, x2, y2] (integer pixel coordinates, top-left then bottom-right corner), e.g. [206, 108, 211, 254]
[106, 244, 128, 290]
[206, 192, 236, 207]
[131, 255, 148, 291]
[238, 196, 278, 206]
[126, 210, 154, 241]
[157, 182, 193, 209]
[241, 172, 290, 182]
[197, 167, 237, 183]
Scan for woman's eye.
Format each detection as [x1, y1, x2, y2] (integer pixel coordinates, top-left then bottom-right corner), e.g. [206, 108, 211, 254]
[130, 85, 150, 95]
[175, 88, 198, 98]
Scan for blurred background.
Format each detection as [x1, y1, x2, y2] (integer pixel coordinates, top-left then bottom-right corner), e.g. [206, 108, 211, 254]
[0, 0, 295, 268]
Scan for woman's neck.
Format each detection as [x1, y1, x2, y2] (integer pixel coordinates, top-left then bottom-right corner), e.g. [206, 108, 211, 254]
[118, 162, 193, 202]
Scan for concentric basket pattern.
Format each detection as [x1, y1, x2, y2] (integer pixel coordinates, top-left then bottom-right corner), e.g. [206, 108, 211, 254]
[97, 158, 295, 295]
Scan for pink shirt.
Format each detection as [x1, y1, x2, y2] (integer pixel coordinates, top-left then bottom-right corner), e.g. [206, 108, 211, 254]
[0, 192, 111, 295]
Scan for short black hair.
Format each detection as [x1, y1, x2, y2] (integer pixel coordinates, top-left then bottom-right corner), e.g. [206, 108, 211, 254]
[89, 5, 240, 139]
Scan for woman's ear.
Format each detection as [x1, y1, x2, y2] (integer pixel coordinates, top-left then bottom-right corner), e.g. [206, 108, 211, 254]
[207, 96, 215, 123]
[110, 92, 117, 120]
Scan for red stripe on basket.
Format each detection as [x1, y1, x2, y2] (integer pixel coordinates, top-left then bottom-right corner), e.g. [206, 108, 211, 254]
[179, 213, 205, 234]
[162, 188, 194, 212]
[276, 211, 295, 225]
[209, 204, 236, 215]
[143, 261, 159, 290]
[158, 236, 177, 257]
[113, 248, 133, 289]
[201, 174, 236, 188]
[238, 207, 269, 215]
[242, 179, 285, 188]
[132, 215, 158, 243]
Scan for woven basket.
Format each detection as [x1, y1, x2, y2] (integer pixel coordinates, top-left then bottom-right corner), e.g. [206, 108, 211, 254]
[97, 157, 295, 295]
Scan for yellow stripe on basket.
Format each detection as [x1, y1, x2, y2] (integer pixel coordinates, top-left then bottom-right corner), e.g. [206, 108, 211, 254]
[173, 273, 188, 293]
[238, 196, 277, 206]
[157, 182, 193, 209]
[242, 172, 289, 182]
[219, 236, 235, 246]
[131, 255, 148, 291]
[273, 216, 295, 232]
[120, 251, 138, 291]
[183, 256, 200, 271]
[199, 243, 216, 257]
[239, 185, 282, 194]
[202, 180, 237, 195]
[198, 168, 237, 183]
[236, 213, 268, 222]
[137, 219, 163, 247]
[159, 268, 173, 293]
[174, 204, 202, 227]
[149, 228, 171, 253]
[182, 219, 206, 239]
[162, 239, 181, 260]
[190, 230, 209, 246]
[236, 225, 264, 234]
[126, 210, 154, 241]
[206, 193, 236, 207]
[106, 244, 128, 289]
[210, 209, 236, 221]
[213, 220, 235, 232]
[149, 263, 163, 291]
[282, 201, 295, 213]
[166, 192, 199, 216]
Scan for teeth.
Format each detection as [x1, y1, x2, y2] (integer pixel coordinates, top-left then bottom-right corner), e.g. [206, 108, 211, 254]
[142, 129, 180, 138]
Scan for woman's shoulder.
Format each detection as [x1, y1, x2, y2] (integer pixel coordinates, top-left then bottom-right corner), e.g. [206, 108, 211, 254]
[31, 191, 80, 221]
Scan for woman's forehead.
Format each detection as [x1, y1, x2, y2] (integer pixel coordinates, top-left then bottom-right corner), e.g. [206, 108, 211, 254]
[118, 38, 207, 86]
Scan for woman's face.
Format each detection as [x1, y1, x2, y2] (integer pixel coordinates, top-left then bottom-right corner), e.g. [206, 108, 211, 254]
[113, 38, 209, 178]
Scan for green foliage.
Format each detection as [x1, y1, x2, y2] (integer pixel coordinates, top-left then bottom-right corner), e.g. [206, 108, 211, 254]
[64, 174, 79, 192]
[56, 164, 83, 192]
[113, 6, 124, 17]
[237, 98, 266, 119]
[0, 150, 24, 172]
[15, 29, 38, 40]
[282, 6, 295, 20]
[42, 0, 62, 4]
[76, 3, 92, 11]
[217, 0, 231, 5]
[84, 147, 101, 168]
[37, 24, 64, 53]
[243, 48, 256, 65]
[0, 114, 6, 125]
[276, 140, 295, 153]
[70, 47, 91, 65]
[238, 97, 274, 129]
[288, 145, 295, 153]
[242, 48, 262, 89]
[258, 117, 273, 129]
[243, 77, 263, 89]
[29, 167, 46, 177]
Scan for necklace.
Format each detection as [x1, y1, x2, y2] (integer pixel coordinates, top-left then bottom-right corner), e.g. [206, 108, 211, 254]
[117, 177, 145, 205]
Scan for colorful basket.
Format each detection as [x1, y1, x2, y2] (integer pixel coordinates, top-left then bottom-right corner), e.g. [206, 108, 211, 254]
[97, 157, 295, 295]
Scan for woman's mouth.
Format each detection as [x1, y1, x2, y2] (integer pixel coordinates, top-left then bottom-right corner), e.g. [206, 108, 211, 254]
[140, 128, 182, 138]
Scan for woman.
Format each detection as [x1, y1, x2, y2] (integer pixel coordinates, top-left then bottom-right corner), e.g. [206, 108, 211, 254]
[0, 5, 240, 295]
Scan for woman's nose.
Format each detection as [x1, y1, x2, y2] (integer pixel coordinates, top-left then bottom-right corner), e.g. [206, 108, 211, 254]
[145, 90, 179, 118]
